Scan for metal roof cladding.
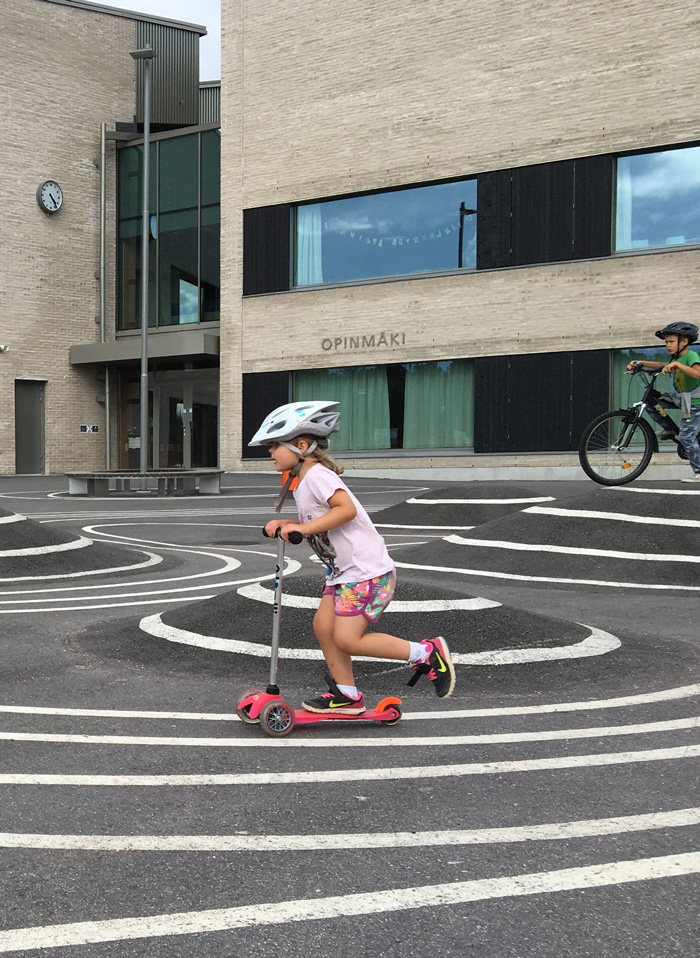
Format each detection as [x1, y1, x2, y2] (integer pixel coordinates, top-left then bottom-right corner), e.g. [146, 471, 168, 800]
[40, 0, 207, 35]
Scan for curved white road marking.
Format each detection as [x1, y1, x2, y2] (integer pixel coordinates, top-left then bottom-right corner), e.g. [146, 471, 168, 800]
[395, 559, 700, 591]
[0, 597, 217, 614]
[1, 806, 698, 851]
[445, 534, 700, 563]
[525, 505, 700, 527]
[1, 714, 695, 748]
[0, 551, 162, 583]
[0, 555, 240, 595]
[0, 851, 698, 952]
[0, 536, 91, 557]
[2, 683, 698, 722]
[3, 744, 697, 786]
[407, 496, 556, 505]
[236, 583, 501, 612]
[140, 614, 620, 664]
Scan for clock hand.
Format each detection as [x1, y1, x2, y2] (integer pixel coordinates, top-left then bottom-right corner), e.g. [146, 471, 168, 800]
[49, 193, 57, 207]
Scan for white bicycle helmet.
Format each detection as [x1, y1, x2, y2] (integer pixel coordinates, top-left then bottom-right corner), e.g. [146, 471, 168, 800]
[248, 400, 340, 447]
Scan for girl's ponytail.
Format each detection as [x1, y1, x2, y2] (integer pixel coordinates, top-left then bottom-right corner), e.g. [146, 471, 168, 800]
[314, 447, 344, 475]
[294, 435, 344, 475]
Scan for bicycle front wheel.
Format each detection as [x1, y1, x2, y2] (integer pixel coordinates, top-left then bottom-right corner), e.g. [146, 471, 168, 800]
[579, 410, 655, 485]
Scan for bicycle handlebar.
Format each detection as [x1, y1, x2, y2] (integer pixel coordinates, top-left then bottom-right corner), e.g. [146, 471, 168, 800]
[262, 526, 304, 545]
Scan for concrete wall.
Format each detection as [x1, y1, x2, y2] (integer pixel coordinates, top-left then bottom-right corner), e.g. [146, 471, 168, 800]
[219, 0, 700, 469]
[2, 1, 134, 474]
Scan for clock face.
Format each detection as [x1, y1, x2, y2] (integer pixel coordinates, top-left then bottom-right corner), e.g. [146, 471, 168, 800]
[37, 180, 63, 213]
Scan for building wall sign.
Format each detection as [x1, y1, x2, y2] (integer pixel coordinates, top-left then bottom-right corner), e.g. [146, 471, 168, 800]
[321, 331, 407, 352]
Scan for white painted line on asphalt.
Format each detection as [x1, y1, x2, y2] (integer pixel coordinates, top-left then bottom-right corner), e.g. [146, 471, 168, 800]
[140, 614, 620, 664]
[236, 583, 501, 611]
[374, 523, 476, 530]
[2, 682, 698, 723]
[0, 851, 698, 951]
[445, 535, 700, 563]
[1, 714, 695, 748]
[612, 487, 700, 496]
[0, 515, 26, 524]
[0, 552, 162, 584]
[1, 806, 698, 851]
[0, 554, 240, 595]
[407, 496, 556, 505]
[0, 536, 92, 557]
[525, 505, 700, 527]
[0, 571, 242, 605]
[395, 559, 700, 591]
[0, 597, 215, 615]
[1, 744, 698, 786]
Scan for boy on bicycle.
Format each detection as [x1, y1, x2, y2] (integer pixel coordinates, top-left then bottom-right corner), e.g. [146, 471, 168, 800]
[627, 321, 700, 482]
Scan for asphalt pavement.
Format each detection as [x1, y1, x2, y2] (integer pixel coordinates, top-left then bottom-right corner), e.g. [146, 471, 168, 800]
[0, 472, 697, 957]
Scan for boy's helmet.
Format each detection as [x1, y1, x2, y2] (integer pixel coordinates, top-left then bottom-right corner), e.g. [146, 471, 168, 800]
[248, 400, 340, 446]
[655, 322, 698, 344]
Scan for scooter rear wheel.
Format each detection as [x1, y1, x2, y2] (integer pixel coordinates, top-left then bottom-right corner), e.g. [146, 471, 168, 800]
[260, 700, 295, 737]
[376, 696, 403, 726]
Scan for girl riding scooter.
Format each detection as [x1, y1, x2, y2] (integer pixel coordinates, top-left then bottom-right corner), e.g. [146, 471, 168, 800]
[250, 400, 456, 713]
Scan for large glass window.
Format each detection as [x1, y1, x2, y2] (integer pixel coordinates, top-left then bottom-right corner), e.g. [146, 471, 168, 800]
[294, 179, 477, 286]
[117, 130, 221, 330]
[615, 145, 700, 251]
[293, 359, 474, 451]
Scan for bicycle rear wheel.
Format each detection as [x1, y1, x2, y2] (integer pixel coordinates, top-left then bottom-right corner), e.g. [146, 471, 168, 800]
[579, 410, 655, 485]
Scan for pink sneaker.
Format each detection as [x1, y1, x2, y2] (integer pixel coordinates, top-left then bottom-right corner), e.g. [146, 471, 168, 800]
[407, 636, 456, 698]
[302, 676, 366, 714]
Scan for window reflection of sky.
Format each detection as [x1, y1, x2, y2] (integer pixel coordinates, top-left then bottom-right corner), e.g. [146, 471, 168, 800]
[616, 146, 700, 250]
[298, 179, 477, 284]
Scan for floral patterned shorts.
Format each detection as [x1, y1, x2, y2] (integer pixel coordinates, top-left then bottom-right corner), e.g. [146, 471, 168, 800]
[322, 569, 396, 623]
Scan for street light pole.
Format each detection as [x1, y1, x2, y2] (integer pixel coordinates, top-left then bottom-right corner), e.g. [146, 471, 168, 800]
[458, 202, 477, 269]
[130, 44, 157, 488]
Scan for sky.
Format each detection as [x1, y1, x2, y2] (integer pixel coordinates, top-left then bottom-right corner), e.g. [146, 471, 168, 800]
[98, 0, 221, 80]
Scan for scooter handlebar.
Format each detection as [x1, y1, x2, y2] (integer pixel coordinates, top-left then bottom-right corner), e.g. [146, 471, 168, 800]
[262, 527, 304, 545]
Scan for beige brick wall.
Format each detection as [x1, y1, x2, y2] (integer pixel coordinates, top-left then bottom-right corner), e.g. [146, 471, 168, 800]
[1, 1, 134, 475]
[219, 0, 700, 470]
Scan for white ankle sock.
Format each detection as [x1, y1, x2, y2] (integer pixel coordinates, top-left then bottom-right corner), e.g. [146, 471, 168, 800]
[337, 684, 359, 699]
[408, 641, 429, 664]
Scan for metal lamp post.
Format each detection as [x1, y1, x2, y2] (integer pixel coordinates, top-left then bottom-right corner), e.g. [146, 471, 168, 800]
[458, 202, 477, 269]
[130, 44, 157, 488]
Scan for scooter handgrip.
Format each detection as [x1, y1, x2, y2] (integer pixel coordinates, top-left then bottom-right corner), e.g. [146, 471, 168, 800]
[261, 527, 304, 545]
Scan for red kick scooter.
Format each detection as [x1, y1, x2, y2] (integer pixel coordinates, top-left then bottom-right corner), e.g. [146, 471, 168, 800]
[236, 529, 402, 737]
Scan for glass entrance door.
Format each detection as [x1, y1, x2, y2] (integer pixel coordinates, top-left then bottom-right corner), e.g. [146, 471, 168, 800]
[119, 366, 218, 470]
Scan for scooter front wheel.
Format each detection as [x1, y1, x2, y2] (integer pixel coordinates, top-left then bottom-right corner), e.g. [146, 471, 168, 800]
[236, 689, 262, 724]
[260, 700, 296, 737]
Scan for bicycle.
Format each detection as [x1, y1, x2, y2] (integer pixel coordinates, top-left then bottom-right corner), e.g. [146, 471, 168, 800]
[578, 367, 700, 485]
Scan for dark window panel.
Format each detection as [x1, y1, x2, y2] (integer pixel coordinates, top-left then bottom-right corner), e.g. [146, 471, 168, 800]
[242, 371, 291, 458]
[573, 154, 613, 258]
[243, 205, 293, 295]
[511, 161, 575, 266]
[476, 170, 512, 270]
[474, 350, 610, 453]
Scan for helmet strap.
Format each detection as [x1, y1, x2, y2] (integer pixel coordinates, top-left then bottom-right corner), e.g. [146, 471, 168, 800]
[273, 440, 319, 512]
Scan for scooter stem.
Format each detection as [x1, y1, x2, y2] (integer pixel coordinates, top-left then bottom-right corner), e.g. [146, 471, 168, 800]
[267, 534, 286, 694]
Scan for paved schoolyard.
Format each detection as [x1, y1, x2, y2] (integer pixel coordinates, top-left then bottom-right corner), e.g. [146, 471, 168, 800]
[0, 473, 697, 956]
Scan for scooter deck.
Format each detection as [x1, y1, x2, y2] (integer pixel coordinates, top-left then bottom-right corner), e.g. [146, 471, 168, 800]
[293, 702, 401, 724]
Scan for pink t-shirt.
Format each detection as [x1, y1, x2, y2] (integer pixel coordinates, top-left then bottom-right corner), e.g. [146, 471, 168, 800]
[293, 464, 394, 585]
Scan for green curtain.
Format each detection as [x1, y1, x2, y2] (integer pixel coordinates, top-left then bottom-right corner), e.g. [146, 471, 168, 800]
[294, 366, 390, 450]
[402, 360, 474, 448]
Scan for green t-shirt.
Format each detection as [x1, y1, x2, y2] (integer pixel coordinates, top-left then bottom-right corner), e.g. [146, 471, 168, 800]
[674, 348, 700, 405]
